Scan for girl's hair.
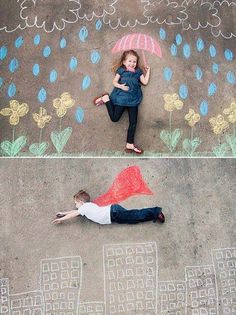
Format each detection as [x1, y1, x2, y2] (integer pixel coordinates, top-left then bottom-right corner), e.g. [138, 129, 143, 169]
[112, 50, 144, 73]
[73, 190, 90, 203]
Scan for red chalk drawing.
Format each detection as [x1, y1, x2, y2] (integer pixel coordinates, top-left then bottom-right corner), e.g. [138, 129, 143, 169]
[93, 166, 153, 206]
[111, 33, 162, 67]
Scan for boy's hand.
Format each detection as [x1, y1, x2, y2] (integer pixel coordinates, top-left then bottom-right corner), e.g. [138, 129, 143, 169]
[120, 84, 129, 91]
[52, 218, 62, 224]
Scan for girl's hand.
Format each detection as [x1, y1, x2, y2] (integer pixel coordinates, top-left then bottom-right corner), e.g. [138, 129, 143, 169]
[120, 84, 129, 91]
[145, 66, 151, 72]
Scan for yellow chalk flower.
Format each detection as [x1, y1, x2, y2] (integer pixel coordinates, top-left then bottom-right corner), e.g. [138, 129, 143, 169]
[53, 92, 75, 118]
[163, 93, 183, 112]
[33, 107, 52, 128]
[209, 114, 229, 135]
[185, 109, 200, 127]
[0, 100, 29, 125]
[223, 101, 236, 124]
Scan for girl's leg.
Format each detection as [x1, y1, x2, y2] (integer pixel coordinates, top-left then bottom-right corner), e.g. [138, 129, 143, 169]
[126, 106, 138, 144]
[103, 95, 125, 122]
[110, 204, 164, 224]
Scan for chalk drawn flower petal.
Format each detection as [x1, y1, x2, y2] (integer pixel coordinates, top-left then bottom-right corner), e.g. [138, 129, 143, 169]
[33, 113, 40, 122]
[56, 107, 67, 118]
[10, 100, 20, 111]
[17, 103, 29, 117]
[9, 113, 20, 125]
[53, 98, 62, 109]
[0, 108, 12, 116]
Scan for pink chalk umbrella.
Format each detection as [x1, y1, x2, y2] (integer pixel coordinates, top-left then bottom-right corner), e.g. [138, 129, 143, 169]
[111, 33, 162, 67]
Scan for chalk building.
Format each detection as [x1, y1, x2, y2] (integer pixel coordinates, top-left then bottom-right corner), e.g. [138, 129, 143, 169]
[40, 256, 82, 315]
[103, 242, 157, 315]
[0, 278, 10, 315]
[78, 302, 105, 315]
[9, 291, 44, 315]
[185, 265, 217, 315]
[159, 280, 186, 315]
[212, 248, 236, 315]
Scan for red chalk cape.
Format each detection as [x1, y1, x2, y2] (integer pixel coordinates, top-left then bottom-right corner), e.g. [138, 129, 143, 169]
[93, 166, 153, 206]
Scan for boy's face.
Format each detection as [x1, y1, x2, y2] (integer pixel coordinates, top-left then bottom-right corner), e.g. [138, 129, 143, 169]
[74, 199, 83, 209]
[123, 54, 137, 69]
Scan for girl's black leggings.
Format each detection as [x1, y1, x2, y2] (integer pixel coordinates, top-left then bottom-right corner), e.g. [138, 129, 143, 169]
[105, 100, 138, 144]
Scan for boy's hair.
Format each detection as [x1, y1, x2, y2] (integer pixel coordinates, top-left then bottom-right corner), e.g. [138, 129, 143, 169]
[112, 50, 144, 73]
[73, 190, 90, 203]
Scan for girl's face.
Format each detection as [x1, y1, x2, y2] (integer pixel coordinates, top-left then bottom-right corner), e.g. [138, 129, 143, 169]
[123, 54, 137, 70]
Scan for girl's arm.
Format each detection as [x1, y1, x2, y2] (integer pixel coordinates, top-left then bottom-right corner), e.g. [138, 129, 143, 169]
[140, 66, 151, 85]
[52, 210, 79, 224]
[113, 73, 129, 91]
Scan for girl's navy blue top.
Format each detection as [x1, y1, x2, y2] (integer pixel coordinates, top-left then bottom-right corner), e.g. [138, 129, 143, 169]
[110, 66, 143, 107]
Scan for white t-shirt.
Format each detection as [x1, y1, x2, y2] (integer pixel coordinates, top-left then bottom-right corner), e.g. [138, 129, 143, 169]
[78, 202, 111, 224]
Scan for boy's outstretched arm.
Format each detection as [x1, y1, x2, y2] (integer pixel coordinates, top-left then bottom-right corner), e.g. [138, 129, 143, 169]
[52, 210, 79, 224]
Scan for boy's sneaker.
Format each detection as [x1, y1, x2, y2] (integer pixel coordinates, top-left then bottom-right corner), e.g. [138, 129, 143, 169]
[156, 212, 165, 223]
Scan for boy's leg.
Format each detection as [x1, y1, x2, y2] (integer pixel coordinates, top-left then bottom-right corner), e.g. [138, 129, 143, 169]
[110, 204, 163, 224]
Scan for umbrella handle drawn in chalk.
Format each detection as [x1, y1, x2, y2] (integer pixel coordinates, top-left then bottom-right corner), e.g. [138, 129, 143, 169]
[112, 33, 162, 68]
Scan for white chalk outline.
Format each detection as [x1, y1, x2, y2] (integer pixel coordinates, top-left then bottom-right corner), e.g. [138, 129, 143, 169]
[20, 0, 80, 33]
[103, 241, 158, 315]
[0, 0, 27, 33]
[102, 0, 150, 30]
[9, 290, 44, 314]
[143, 0, 188, 26]
[211, 0, 236, 39]
[181, 0, 221, 31]
[77, 0, 117, 22]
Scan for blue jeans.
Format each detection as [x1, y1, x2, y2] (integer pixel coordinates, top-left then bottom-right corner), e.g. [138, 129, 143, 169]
[110, 204, 162, 224]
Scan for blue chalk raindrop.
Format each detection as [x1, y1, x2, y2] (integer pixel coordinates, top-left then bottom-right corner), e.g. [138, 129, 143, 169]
[209, 45, 216, 58]
[179, 84, 188, 99]
[176, 34, 182, 46]
[91, 50, 101, 64]
[69, 57, 78, 71]
[95, 19, 102, 31]
[43, 46, 51, 58]
[163, 67, 173, 81]
[15, 36, 24, 48]
[38, 87, 47, 103]
[159, 28, 166, 40]
[75, 107, 84, 123]
[0, 46, 7, 60]
[195, 66, 203, 80]
[0, 77, 3, 88]
[8, 83, 16, 98]
[170, 44, 177, 56]
[60, 38, 67, 49]
[49, 69, 57, 83]
[79, 26, 88, 42]
[34, 34, 41, 46]
[33, 64, 40, 76]
[199, 100, 208, 116]
[183, 43, 191, 58]
[82, 75, 91, 90]
[224, 49, 233, 61]
[226, 71, 235, 84]
[212, 63, 219, 74]
[196, 38, 204, 52]
[208, 82, 217, 96]
[9, 58, 19, 73]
